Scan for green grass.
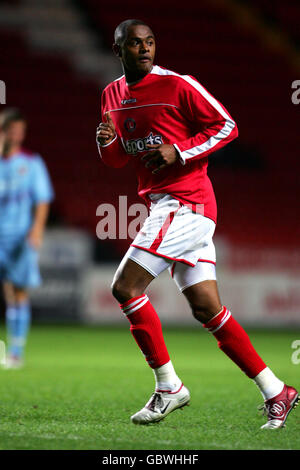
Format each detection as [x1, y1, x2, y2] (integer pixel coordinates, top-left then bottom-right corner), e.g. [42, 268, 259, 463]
[0, 324, 299, 450]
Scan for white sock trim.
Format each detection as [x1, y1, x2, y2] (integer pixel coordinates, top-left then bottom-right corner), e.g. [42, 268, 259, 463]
[122, 295, 149, 316]
[209, 309, 231, 334]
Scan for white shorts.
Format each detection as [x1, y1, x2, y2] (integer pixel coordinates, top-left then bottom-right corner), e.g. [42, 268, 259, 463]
[117, 194, 217, 292]
[131, 194, 216, 267]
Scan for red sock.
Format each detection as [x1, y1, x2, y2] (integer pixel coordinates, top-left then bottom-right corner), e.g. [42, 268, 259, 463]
[203, 306, 266, 378]
[120, 294, 170, 368]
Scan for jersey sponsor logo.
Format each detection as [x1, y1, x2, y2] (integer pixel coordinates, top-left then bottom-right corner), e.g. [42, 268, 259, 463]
[124, 117, 136, 133]
[121, 98, 137, 105]
[124, 132, 163, 155]
[0, 177, 26, 192]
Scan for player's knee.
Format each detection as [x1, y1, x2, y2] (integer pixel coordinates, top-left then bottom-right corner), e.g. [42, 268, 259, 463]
[14, 287, 29, 304]
[111, 279, 142, 304]
[191, 304, 219, 324]
[111, 279, 124, 301]
[2, 282, 28, 305]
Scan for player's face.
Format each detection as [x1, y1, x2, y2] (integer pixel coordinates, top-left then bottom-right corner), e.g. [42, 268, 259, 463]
[121, 25, 156, 80]
[5, 120, 27, 147]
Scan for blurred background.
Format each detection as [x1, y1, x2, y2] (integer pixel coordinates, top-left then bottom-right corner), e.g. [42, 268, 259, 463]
[0, 0, 299, 327]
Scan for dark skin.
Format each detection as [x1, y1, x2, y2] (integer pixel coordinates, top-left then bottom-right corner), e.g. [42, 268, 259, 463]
[97, 24, 222, 323]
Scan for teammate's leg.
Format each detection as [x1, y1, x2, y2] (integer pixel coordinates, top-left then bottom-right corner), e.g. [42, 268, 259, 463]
[175, 262, 298, 429]
[112, 249, 190, 424]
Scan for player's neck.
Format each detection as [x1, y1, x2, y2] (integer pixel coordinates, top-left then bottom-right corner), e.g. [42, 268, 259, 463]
[124, 67, 153, 86]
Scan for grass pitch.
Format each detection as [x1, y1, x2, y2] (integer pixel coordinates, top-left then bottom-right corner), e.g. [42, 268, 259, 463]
[0, 324, 299, 450]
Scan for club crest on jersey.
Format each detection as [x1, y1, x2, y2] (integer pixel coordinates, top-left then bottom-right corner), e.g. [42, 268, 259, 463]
[18, 166, 28, 175]
[124, 132, 163, 155]
[124, 117, 136, 133]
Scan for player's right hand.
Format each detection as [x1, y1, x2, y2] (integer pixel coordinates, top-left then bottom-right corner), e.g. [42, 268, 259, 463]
[96, 112, 116, 146]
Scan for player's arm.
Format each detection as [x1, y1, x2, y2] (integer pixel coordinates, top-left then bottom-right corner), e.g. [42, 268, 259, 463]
[96, 92, 130, 168]
[0, 125, 9, 156]
[28, 202, 50, 249]
[0, 127, 4, 155]
[141, 78, 238, 173]
[172, 77, 238, 165]
[28, 156, 54, 249]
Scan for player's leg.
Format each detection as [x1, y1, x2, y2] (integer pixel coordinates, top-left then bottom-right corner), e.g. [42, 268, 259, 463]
[112, 246, 190, 424]
[172, 261, 299, 429]
[3, 282, 18, 359]
[112, 248, 176, 381]
[182, 277, 271, 380]
[3, 240, 39, 368]
[3, 282, 31, 368]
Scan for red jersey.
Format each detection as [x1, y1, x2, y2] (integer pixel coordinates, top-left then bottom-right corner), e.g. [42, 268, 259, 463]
[97, 65, 238, 223]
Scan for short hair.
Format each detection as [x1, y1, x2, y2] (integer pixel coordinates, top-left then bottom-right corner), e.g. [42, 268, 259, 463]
[114, 19, 152, 46]
[0, 107, 26, 130]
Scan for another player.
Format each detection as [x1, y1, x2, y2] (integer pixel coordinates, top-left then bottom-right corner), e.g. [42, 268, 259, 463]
[96, 20, 298, 429]
[0, 108, 54, 368]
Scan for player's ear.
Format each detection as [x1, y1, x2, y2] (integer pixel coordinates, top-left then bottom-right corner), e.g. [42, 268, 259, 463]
[112, 43, 122, 58]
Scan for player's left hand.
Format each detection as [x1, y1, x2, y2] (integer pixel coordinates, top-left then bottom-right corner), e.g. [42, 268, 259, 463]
[142, 144, 179, 174]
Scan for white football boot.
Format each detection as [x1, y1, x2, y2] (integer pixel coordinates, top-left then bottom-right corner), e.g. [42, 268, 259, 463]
[3, 355, 24, 370]
[131, 384, 190, 425]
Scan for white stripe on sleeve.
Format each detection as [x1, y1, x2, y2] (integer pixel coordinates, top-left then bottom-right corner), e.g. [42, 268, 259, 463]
[150, 66, 236, 165]
[175, 75, 236, 164]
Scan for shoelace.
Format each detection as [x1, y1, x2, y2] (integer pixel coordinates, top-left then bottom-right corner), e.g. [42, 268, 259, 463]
[147, 392, 163, 412]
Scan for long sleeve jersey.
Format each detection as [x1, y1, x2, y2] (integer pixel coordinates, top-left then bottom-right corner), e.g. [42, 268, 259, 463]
[97, 65, 238, 223]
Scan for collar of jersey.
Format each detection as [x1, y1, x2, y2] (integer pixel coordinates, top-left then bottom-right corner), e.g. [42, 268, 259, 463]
[126, 65, 157, 87]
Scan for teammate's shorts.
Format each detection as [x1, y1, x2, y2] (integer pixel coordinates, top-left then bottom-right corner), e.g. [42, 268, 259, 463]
[0, 238, 41, 288]
[116, 194, 217, 292]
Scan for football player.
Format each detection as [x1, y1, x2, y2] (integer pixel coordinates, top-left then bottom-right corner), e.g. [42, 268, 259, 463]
[0, 108, 54, 368]
[96, 20, 298, 429]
